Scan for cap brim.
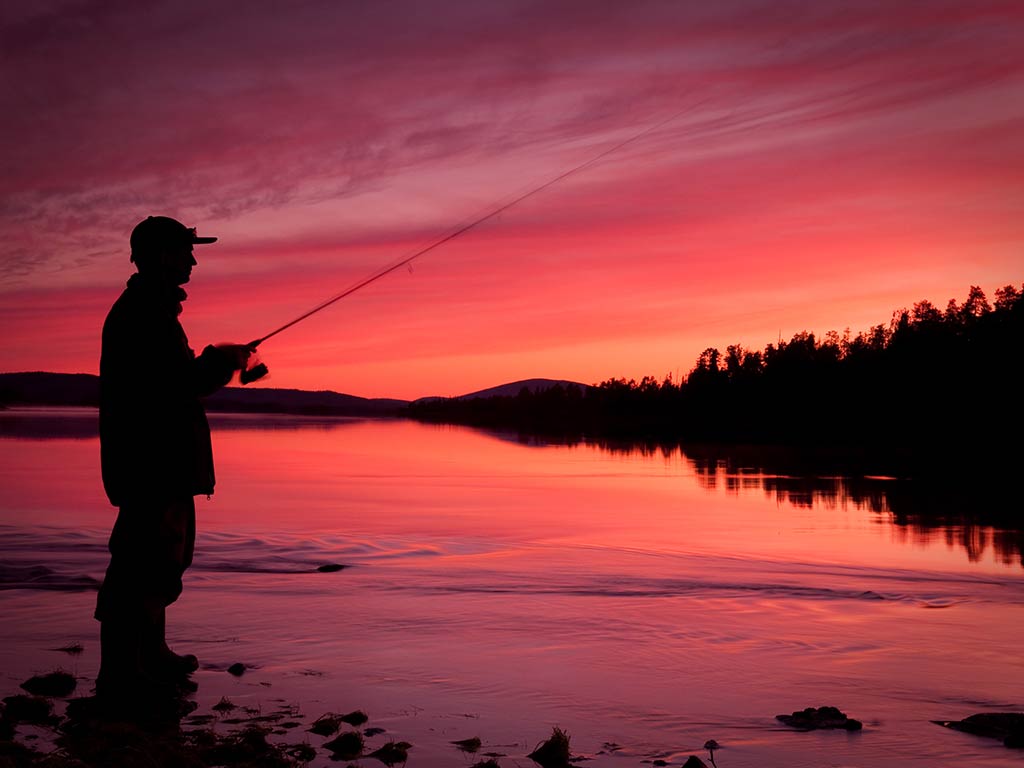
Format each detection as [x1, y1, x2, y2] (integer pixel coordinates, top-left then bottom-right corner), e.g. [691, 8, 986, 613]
[193, 236, 218, 244]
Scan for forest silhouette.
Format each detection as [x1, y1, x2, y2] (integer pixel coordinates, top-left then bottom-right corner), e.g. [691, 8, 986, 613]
[408, 283, 1022, 478]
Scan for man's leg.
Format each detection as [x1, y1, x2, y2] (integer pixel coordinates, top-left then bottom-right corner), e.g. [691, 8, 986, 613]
[140, 496, 199, 681]
[95, 503, 147, 696]
[95, 613, 144, 696]
[95, 496, 195, 698]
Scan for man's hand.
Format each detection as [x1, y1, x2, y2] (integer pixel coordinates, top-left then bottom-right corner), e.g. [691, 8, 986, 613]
[216, 343, 255, 372]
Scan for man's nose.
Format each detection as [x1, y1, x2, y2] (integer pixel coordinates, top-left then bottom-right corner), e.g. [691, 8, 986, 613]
[190, 254, 197, 266]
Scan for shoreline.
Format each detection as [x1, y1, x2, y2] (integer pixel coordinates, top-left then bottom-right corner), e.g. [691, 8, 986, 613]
[2, 666, 712, 768]
[5, 666, 1023, 767]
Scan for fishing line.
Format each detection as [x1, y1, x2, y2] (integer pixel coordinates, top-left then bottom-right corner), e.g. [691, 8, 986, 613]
[248, 104, 700, 352]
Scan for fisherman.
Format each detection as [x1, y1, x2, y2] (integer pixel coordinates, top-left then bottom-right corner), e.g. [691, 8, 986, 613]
[95, 215, 253, 703]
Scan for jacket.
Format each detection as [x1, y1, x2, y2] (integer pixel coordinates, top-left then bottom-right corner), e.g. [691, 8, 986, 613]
[99, 273, 234, 506]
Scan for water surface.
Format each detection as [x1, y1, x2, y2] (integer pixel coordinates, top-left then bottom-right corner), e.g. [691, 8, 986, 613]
[1, 408, 1021, 767]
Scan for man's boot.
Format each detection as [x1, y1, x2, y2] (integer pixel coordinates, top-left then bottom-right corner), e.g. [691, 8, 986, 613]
[96, 617, 179, 705]
[141, 608, 199, 687]
[95, 617, 193, 723]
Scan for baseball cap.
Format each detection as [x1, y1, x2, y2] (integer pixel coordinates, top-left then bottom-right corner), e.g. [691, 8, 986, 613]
[130, 215, 217, 261]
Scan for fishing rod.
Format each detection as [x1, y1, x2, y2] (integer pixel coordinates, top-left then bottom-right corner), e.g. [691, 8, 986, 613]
[240, 106, 696, 384]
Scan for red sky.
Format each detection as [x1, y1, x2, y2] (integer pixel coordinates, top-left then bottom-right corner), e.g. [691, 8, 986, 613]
[2, 1, 1023, 399]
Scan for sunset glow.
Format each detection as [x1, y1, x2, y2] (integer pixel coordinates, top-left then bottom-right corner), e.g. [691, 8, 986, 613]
[2, 1, 1022, 399]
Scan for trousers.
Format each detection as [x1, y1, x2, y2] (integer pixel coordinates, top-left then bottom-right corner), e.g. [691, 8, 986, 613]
[94, 496, 196, 623]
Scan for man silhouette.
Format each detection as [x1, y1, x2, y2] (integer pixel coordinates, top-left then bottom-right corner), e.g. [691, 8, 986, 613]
[94, 215, 252, 702]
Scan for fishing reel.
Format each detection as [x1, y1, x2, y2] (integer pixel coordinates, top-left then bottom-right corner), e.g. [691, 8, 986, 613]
[240, 342, 269, 385]
[240, 361, 269, 385]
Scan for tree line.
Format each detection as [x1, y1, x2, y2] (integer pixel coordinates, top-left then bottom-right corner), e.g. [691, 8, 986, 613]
[406, 283, 1023, 475]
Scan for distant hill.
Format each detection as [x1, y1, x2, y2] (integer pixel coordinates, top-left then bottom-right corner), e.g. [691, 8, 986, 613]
[0, 372, 407, 417]
[0, 372, 100, 408]
[0, 372, 591, 416]
[415, 378, 592, 404]
[206, 386, 406, 416]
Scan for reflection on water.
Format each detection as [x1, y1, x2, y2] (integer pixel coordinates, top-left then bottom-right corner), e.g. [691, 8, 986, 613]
[1, 407, 1021, 569]
[681, 444, 1024, 570]
[0, 407, 100, 440]
[479, 426, 1024, 570]
[0, 407, 366, 439]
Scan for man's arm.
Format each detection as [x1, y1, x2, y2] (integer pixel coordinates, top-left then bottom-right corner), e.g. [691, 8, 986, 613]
[192, 344, 253, 397]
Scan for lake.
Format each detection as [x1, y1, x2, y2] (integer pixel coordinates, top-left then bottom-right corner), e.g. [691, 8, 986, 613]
[1, 408, 1022, 767]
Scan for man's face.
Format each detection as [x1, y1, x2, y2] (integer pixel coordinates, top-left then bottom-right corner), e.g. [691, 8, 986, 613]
[158, 244, 197, 285]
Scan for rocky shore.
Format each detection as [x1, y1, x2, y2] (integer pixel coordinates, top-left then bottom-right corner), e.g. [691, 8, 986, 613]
[3, 667, 1022, 767]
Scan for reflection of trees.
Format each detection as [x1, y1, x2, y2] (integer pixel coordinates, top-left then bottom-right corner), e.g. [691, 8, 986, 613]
[680, 444, 1024, 569]
[883, 481, 1024, 568]
[480, 429, 1024, 568]
[878, 516, 1022, 568]
[683, 444, 894, 510]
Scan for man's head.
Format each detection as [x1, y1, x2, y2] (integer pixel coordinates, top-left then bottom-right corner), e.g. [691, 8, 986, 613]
[129, 216, 217, 285]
